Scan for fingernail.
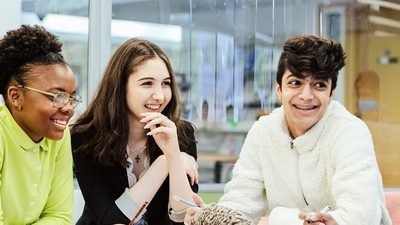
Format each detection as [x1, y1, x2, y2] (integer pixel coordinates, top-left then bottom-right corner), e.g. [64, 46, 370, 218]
[144, 124, 149, 129]
[146, 131, 152, 136]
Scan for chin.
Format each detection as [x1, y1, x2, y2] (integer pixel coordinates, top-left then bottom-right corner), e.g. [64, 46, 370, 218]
[46, 132, 64, 141]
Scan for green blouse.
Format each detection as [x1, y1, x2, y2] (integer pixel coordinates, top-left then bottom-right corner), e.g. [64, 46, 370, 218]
[0, 105, 73, 224]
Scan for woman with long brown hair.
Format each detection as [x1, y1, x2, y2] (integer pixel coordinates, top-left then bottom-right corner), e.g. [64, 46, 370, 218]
[71, 38, 198, 225]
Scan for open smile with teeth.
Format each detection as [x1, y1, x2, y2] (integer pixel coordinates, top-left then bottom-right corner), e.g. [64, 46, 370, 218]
[146, 105, 161, 110]
[52, 119, 68, 125]
[293, 105, 318, 111]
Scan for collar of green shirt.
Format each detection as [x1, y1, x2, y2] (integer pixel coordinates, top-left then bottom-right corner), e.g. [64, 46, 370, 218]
[0, 105, 49, 151]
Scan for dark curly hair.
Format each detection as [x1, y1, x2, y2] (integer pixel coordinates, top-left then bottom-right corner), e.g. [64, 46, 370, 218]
[0, 24, 67, 97]
[276, 35, 346, 93]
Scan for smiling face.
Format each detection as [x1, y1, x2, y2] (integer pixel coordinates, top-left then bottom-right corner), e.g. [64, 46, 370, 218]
[10, 64, 76, 142]
[126, 57, 172, 121]
[276, 69, 334, 138]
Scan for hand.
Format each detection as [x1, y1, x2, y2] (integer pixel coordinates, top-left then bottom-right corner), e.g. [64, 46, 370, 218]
[257, 217, 269, 225]
[140, 112, 180, 157]
[298, 211, 338, 225]
[184, 193, 206, 225]
[180, 152, 199, 185]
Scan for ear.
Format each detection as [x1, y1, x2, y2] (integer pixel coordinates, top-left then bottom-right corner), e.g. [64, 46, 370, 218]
[275, 81, 282, 101]
[330, 88, 336, 99]
[7, 86, 24, 111]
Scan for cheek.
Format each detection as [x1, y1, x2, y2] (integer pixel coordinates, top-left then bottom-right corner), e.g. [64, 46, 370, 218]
[165, 88, 172, 102]
[280, 91, 294, 103]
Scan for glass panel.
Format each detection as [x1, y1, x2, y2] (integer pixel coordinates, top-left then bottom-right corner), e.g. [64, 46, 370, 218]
[7, 0, 399, 189]
[21, 0, 89, 120]
[320, 1, 400, 187]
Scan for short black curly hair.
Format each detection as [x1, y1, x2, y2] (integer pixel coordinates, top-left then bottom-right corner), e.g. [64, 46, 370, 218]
[0, 24, 67, 97]
[276, 35, 346, 92]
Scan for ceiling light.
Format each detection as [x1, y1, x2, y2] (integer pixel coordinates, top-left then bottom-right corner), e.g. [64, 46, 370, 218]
[369, 15, 400, 29]
[358, 0, 400, 11]
[374, 30, 397, 37]
[21, 12, 182, 43]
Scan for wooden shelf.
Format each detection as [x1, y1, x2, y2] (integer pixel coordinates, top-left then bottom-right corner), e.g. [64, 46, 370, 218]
[198, 153, 239, 183]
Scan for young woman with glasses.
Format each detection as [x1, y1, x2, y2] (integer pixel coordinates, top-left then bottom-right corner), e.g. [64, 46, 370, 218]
[70, 38, 199, 225]
[0, 25, 81, 224]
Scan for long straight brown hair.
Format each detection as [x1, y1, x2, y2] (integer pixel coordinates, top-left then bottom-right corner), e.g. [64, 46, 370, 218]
[71, 38, 195, 167]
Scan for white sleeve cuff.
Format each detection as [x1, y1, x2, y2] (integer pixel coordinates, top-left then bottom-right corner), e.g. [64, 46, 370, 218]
[168, 205, 187, 222]
[115, 188, 147, 222]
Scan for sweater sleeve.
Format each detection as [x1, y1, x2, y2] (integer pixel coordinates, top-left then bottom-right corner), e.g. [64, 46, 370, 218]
[218, 121, 267, 223]
[328, 121, 388, 225]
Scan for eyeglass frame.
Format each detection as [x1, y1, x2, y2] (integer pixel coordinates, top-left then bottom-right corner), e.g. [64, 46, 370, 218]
[17, 85, 82, 109]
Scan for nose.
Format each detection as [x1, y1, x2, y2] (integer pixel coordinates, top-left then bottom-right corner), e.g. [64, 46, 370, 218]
[298, 84, 314, 100]
[152, 88, 164, 101]
[59, 101, 75, 115]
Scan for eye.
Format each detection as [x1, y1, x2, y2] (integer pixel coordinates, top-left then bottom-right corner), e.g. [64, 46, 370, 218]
[314, 82, 327, 89]
[162, 80, 171, 86]
[141, 81, 153, 86]
[287, 80, 301, 87]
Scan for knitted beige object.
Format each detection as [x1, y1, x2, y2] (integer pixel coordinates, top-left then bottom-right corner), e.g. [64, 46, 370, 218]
[190, 203, 253, 225]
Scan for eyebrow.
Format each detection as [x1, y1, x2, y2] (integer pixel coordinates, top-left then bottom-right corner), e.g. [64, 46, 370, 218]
[287, 74, 328, 82]
[286, 73, 299, 79]
[51, 87, 77, 95]
[137, 76, 171, 81]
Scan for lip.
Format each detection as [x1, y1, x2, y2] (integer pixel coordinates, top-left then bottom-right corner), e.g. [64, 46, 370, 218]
[292, 104, 319, 116]
[145, 104, 163, 112]
[51, 117, 70, 131]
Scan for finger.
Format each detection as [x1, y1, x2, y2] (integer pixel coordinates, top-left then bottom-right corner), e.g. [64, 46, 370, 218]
[190, 172, 195, 185]
[193, 165, 199, 184]
[143, 117, 164, 129]
[192, 193, 205, 208]
[184, 208, 197, 225]
[144, 117, 175, 130]
[298, 212, 308, 220]
[146, 126, 174, 136]
[191, 168, 196, 185]
[187, 169, 194, 185]
[299, 212, 319, 224]
[140, 112, 168, 124]
[257, 217, 268, 225]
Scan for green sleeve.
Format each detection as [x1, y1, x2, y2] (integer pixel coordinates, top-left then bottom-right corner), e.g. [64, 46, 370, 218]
[34, 129, 73, 225]
[0, 132, 4, 225]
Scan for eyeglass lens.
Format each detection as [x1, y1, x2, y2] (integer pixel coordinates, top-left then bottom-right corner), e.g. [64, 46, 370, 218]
[53, 92, 81, 108]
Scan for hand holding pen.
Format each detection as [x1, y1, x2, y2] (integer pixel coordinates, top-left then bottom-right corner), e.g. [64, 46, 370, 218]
[128, 201, 148, 225]
[174, 196, 202, 208]
[299, 205, 338, 225]
[181, 194, 206, 225]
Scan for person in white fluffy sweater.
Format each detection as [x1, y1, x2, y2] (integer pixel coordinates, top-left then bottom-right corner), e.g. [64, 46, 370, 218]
[184, 35, 391, 225]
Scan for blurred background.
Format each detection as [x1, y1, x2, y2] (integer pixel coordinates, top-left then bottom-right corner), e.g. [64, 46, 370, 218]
[1, 0, 400, 220]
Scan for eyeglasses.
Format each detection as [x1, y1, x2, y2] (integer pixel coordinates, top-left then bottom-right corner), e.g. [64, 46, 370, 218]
[18, 85, 82, 109]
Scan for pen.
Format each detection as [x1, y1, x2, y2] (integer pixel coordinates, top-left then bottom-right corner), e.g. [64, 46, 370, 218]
[173, 195, 200, 208]
[306, 205, 331, 223]
[128, 201, 148, 225]
[319, 205, 331, 214]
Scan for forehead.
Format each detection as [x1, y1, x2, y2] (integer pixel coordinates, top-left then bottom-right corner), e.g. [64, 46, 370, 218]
[132, 57, 170, 79]
[25, 64, 75, 90]
[283, 70, 331, 82]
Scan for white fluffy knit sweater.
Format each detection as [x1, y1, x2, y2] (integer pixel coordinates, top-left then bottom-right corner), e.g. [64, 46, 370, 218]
[218, 100, 391, 225]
